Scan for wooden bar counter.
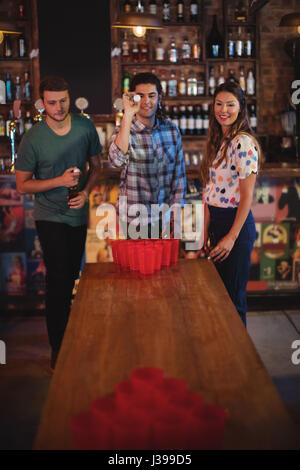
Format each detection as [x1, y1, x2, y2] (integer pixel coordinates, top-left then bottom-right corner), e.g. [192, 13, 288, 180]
[34, 259, 300, 450]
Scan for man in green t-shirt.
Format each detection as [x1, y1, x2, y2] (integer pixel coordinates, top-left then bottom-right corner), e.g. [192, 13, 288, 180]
[15, 76, 102, 370]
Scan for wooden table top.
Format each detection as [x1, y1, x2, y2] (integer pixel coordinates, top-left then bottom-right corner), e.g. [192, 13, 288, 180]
[34, 259, 300, 450]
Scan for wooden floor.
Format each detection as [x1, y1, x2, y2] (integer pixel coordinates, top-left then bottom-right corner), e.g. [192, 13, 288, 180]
[34, 260, 300, 450]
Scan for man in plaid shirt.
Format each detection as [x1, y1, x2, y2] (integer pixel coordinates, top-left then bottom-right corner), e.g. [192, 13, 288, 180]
[108, 73, 186, 238]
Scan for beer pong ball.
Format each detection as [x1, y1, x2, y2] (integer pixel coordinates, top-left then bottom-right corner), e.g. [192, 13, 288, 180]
[71, 411, 94, 450]
[133, 94, 141, 103]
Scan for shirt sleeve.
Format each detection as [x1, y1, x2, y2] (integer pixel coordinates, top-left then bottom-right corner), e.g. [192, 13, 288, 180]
[88, 121, 102, 157]
[108, 126, 130, 168]
[15, 134, 37, 172]
[171, 127, 186, 206]
[233, 134, 258, 180]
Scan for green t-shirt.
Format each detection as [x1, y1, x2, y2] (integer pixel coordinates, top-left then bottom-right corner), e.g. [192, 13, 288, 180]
[15, 113, 102, 226]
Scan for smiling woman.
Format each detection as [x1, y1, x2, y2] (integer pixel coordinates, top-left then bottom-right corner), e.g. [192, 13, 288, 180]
[200, 81, 261, 327]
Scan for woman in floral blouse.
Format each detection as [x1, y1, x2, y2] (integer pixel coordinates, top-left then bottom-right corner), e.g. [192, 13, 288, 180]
[200, 82, 261, 326]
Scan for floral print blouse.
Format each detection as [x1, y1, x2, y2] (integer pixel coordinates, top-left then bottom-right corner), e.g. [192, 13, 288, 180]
[205, 133, 258, 208]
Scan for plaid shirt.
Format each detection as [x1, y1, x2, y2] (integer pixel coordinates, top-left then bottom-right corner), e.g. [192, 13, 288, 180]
[108, 117, 186, 224]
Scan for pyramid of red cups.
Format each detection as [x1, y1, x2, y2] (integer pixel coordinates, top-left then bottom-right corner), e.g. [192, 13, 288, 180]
[111, 238, 180, 277]
[71, 367, 228, 450]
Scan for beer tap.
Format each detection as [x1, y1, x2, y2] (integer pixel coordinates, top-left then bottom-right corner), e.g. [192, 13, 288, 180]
[75, 97, 90, 119]
[9, 118, 18, 173]
[34, 98, 45, 122]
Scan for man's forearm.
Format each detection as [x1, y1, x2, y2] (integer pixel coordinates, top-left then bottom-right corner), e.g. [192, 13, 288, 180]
[17, 175, 63, 195]
[82, 159, 102, 196]
[114, 113, 133, 154]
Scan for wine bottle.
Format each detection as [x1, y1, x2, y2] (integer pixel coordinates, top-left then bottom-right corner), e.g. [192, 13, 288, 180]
[177, 0, 184, 23]
[190, 0, 198, 23]
[15, 76, 22, 100]
[179, 105, 187, 135]
[202, 103, 209, 135]
[5, 73, 13, 103]
[228, 29, 235, 58]
[171, 106, 180, 128]
[235, 26, 244, 58]
[162, 0, 171, 22]
[121, 32, 130, 62]
[239, 66, 246, 92]
[181, 37, 191, 63]
[208, 66, 216, 96]
[178, 70, 187, 96]
[3, 35, 12, 58]
[195, 105, 203, 135]
[218, 65, 225, 86]
[197, 73, 205, 96]
[18, 32, 26, 57]
[155, 38, 165, 61]
[160, 70, 167, 95]
[23, 71, 31, 101]
[168, 70, 177, 97]
[206, 15, 224, 58]
[187, 105, 195, 135]
[246, 69, 255, 96]
[149, 0, 157, 15]
[187, 70, 197, 96]
[24, 111, 33, 132]
[249, 104, 257, 132]
[168, 38, 178, 63]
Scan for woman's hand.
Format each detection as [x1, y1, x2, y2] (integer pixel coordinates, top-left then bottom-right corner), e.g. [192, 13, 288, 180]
[209, 234, 236, 262]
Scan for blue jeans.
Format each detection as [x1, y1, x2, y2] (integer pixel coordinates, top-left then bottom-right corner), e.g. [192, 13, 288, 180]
[208, 206, 256, 326]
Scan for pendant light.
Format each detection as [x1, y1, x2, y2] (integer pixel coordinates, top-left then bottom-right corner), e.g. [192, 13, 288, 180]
[112, 0, 163, 38]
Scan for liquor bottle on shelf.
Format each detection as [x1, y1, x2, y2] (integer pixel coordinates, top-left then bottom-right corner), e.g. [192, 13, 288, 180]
[131, 42, 139, 62]
[163, 0, 171, 23]
[228, 68, 237, 84]
[246, 69, 255, 96]
[187, 105, 195, 135]
[208, 66, 216, 96]
[3, 35, 12, 58]
[202, 103, 209, 135]
[160, 70, 167, 95]
[184, 152, 190, 166]
[239, 66, 246, 92]
[178, 70, 187, 96]
[155, 37, 165, 61]
[235, 26, 243, 58]
[190, 0, 198, 23]
[18, 32, 26, 57]
[149, 0, 157, 15]
[24, 111, 33, 132]
[121, 32, 130, 62]
[164, 104, 171, 119]
[139, 40, 149, 62]
[23, 71, 31, 101]
[168, 70, 177, 97]
[218, 65, 225, 86]
[168, 38, 178, 63]
[245, 29, 253, 57]
[177, 0, 184, 23]
[0, 115, 5, 137]
[234, 0, 247, 23]
[15, 76, 22, 100]
[5, 110, 13, 136]
[192, 40, 201, 62]
[195, 105, 203, 135]
[249, 104, 257, 132]
[179, 105, 187, 135]
[171, 106, 179, 128]
[122, 68, 131, 93]
[228, 29, 235, 58]
[136, 0, 145, 13]
[206, 15, 224, 58]
[18, 110, 24, 136]
[197, 73, 205, 96]
[187, 70, 197, 96]
[123, 0, 131, 13]
[18, 0, 25, 17]
[181, 37, 191, 63]
[5, 73, 13, 103]
[0, 75, 6, 104]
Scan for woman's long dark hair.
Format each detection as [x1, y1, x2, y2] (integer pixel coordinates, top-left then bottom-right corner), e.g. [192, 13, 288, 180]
[200, 81, 261, 185]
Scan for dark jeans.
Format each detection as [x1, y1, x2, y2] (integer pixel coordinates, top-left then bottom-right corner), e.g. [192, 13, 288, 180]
[35, 220, 87, 351]
[208, 206, 256, 327]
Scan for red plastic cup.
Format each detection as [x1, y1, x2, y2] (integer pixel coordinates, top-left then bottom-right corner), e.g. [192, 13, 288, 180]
[161, 240, 172, 268]
[91, 396, 117, 449]
[70, 411, 94, 450]
[128, 241, 139, 272]
[170, 239, 180, 266]
[152, 407, 193, 450]
[112, 409, 152, 450]
[169, 391, 203, 415]
[130, 367, 164, 405]
[118, 240, 130, 271]
[111, 240, 121, 269]
[138, 244, 155, 277]
[189, 403, 228, 450]
[154, 241, 163, 272]
[156, 377, 188, 401]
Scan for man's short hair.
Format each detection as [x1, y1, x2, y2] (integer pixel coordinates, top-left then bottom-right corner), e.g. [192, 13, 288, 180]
[130, 72, 162, 95]
[39, 76, 70, 99]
